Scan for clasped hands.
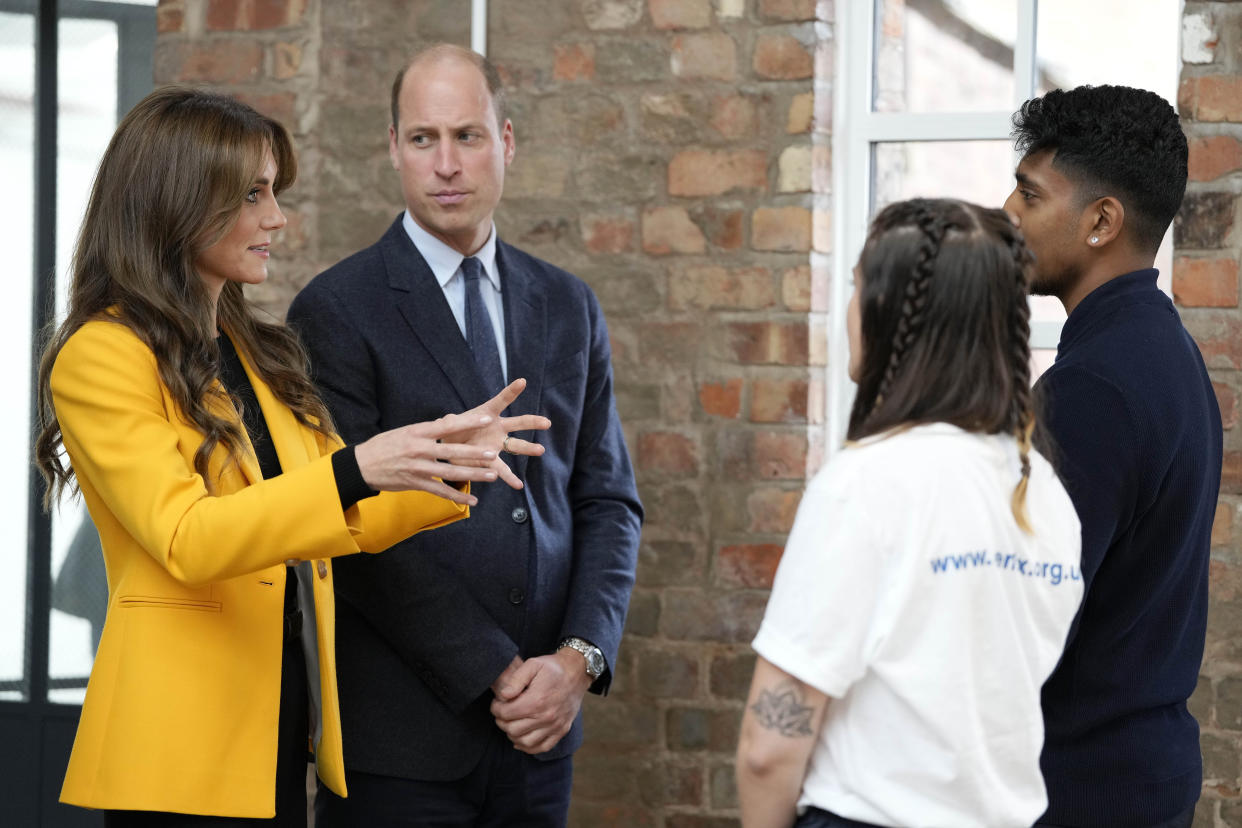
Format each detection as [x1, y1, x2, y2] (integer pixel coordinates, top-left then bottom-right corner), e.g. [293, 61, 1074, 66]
[489, 649, 594, 755]
[354, 378, 550, 505]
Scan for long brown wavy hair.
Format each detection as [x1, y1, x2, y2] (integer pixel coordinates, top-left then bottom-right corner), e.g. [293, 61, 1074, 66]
[847, 198, 1038, 530]
[36, 86, 334, 504]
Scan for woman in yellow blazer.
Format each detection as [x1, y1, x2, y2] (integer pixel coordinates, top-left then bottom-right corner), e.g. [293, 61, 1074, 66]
[34, 87, 548, 825]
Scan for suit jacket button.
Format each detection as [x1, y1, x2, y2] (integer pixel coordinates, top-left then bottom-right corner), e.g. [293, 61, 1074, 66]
[316, 560, 328, 579]
[510, 506, 529, 524]
[508, 587, 525, 605]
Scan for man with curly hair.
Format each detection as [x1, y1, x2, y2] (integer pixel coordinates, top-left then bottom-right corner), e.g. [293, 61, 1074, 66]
[1004, 85, 1222, 827]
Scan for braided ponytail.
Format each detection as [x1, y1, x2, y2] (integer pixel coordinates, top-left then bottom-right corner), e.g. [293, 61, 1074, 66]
[874, 206, 946, 412]
[1003, 224, 1036, 533]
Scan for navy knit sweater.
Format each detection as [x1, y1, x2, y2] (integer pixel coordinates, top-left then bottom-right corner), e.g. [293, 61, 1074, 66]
[1035, 269, 1222, 825]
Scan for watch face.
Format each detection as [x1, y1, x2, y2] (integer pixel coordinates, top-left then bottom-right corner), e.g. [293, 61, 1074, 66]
[586, 649, 605, 677]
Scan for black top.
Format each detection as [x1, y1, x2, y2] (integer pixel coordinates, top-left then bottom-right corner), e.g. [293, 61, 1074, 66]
[1035, 270, 1222, 824]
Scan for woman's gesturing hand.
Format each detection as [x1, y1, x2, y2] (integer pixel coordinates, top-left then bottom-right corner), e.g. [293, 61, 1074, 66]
[354, 378, 550, 505]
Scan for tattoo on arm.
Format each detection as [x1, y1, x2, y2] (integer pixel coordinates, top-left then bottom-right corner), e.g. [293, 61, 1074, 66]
[750, 681, 815, 738]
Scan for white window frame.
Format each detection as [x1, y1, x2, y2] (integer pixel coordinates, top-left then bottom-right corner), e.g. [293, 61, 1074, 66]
[828, 0, 1045, 452]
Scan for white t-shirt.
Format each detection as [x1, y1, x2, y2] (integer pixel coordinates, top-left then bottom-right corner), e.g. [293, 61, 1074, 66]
[752, 423, 1082, 828]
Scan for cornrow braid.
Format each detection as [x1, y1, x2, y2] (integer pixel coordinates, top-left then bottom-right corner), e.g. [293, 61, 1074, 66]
[876, 206, 945, 406]
[1002, 223, 1036, 532]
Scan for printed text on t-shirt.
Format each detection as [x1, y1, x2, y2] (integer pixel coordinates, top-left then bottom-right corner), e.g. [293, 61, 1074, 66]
[929, 550, 1081, 585]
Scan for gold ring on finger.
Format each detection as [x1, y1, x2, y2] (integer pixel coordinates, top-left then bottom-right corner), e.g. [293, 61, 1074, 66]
[502, 436, 512, 454]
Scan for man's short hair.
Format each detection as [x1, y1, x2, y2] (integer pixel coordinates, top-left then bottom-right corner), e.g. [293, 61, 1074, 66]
[390, 44, 507, 133]
[1011, 85, 1187, 255]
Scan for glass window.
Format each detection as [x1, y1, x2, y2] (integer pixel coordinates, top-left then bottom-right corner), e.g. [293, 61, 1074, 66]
[48, 17, 119, 705]
[0, 9, 35, 703]
[873, 0, 1018, 114]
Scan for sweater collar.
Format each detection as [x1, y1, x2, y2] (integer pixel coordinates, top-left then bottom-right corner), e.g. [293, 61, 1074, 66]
[1057, 268, 1160, 354]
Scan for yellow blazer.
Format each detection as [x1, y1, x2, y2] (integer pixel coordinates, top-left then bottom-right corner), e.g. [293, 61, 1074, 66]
[52, 319, 467, 818]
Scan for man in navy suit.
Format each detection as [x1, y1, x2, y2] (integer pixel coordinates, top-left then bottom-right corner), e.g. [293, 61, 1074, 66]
[287, 43, 643, 827]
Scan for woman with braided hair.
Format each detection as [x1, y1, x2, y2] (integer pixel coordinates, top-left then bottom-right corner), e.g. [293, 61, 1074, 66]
[736, 198, 1082, 828]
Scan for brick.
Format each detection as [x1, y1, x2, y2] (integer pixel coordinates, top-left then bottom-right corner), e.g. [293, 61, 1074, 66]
[583, 698, 661, 750]
[662, 588, 769, 641]
[753, 34, 814, 80]
[760, 0, 817, 20]
[157, 1, 185, 33]
[787, 91, 814, 133]
[666, 814, 741, 828]
[1193, 314, 1242, 371]
[641, 92, 710, 144]
[752, 206, 812, 251]
[651, 0, 713, 29]
[638, 760, 703, 807]
[1202, 731, 1240, 786]
[641, 483, 704, 528]
[710, 94, 758, 139]
[716, 543, 784, 588]
[272, 41, 302, 79]
[1173, 257, 1239, 307]
[1183, 12, 1218, 65]
[719, 429, 809, 479]
[598, 39, 669, 83]
[777, 144, 812, 192]
[699, 379, 743, 419]
[583, 0, 645, 29]
[689, 205, 744, 249]
[1226, 452, 1242, 496]
[233, 91, 296, 126]
[667, 706, 742, 751]
[643, 206, 707, 255]
[813, 205, 832, 252]
[639, 540, 703, 586]
[1186, 76, 1242, 122]
[669, 149, 767, 196]
[719, 320, 809, 365]
[710, 651, 757, 699]
[206, 0, 307, 30]
[781, 264, 816, 311]
[1189, 135, 1242, 182]
[574, 752, 640, 801]
[164, 41, 264, 84]
[639, 649, 700, 698]
[638, 431, 700, 477]
[747, 486, 802, 532]
[625, 589, 661, 637]
[751, 377, 809, 422]
[582, 213, 636, 254]
[670, 265, 776, 311]
[554, 42, 596, 81]
[1218, 381, 1238, 430]
[568, 801, 657, 828]
[671, 32, 737, 80]
[616, 380, 661, 420]
[710, 762, 738, 809]
[506, 152, 571, 199]
[574, 154, 663, 202]
[717, 0, 744, 18]
[1215, 501, 1234, 547]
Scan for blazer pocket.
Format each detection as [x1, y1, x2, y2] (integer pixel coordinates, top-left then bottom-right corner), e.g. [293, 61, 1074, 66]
[544, 353, 586, 387]
[117, 595, 222, 613]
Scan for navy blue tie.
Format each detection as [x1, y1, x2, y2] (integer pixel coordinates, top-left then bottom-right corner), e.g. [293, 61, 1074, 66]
[461, 256, 505, 399]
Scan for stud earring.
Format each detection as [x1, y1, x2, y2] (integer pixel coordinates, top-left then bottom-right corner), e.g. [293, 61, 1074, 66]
[1089, 236, 1099, 245]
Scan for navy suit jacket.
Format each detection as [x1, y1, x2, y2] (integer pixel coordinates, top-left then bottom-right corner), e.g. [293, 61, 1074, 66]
[287, 217, 643, 780]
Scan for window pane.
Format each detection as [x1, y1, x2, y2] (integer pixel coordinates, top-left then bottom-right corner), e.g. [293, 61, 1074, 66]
[0, 11, 34, 703]
[874, 0, 1017, 113]
[48, 17, 119, 704]
[872, 139, 1015, 214]
[1035, 0, 1180, 101]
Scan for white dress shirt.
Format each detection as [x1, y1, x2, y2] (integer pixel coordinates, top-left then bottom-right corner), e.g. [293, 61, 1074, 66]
[401, 210, 509, 381]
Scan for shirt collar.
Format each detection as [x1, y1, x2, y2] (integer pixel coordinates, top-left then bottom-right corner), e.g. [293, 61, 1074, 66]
[401, 210, 501, 292]
[1059, 268, 1160, 352]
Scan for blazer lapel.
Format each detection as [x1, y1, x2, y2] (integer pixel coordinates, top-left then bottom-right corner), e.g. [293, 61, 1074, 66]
[496, 241, 547, 480]
[380, 220, 491, 411]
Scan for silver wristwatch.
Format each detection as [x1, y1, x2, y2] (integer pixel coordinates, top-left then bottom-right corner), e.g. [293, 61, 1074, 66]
[558, 637, 605, 681]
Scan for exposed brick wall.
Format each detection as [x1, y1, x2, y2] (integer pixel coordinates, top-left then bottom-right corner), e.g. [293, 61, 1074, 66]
[1179, 3, 1242, 826]
[488, 2, 825, 823]
[155, 1, 824, 824]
